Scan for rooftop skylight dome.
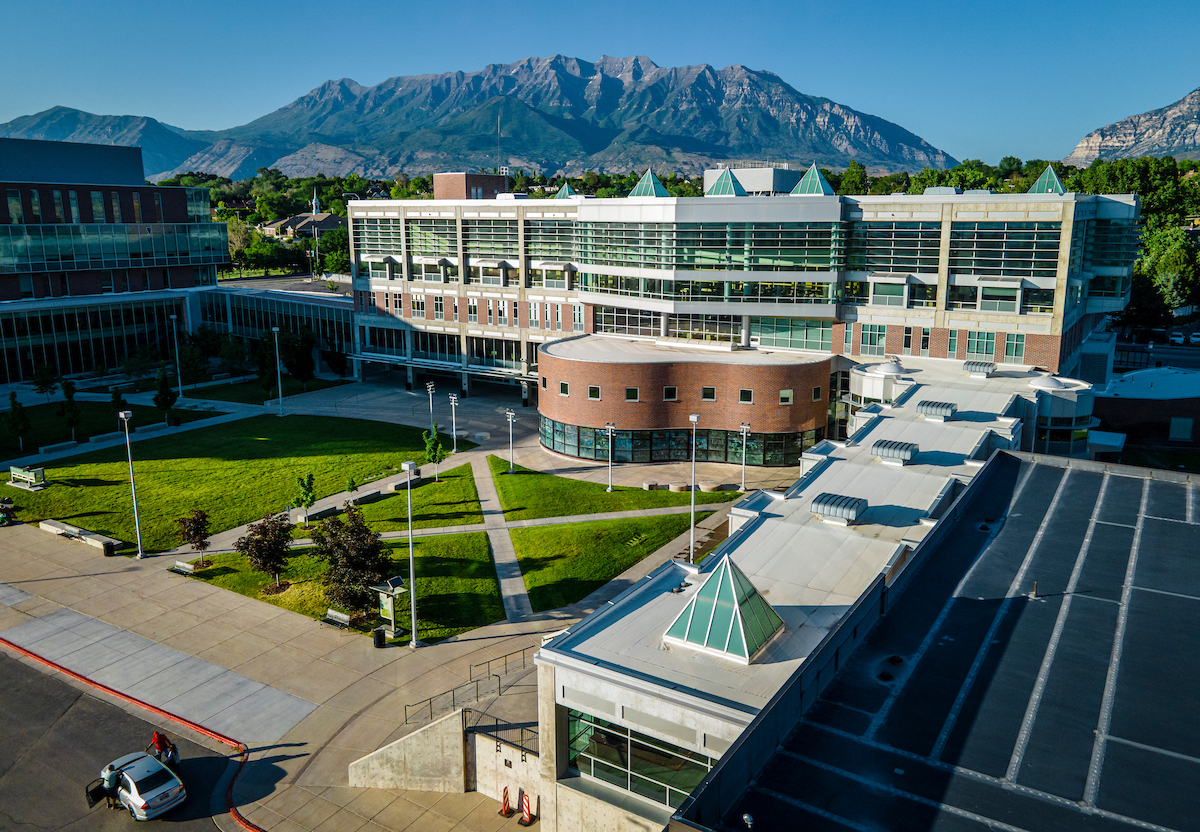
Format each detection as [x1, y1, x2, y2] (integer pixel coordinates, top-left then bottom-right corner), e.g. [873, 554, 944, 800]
[706, 168, 748, 197]
[790, 163, 836, 196]
[629, 167, 671, 198]
[663, 554, 784, 665]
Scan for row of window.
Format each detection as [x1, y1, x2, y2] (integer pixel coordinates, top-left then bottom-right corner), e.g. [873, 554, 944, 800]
[550, 379, 822, 405]
[6, 187, 167, 226]
[366, 292, 586, 332]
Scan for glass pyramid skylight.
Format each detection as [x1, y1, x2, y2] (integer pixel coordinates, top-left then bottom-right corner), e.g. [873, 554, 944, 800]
[706, 168, 747, 197]
[630, 168, 671, 198]
[663, 555, 784, 664]
[554, 181, 576, 199]
[791, 163, 835, 196]
[1028, 165, 1065, 195]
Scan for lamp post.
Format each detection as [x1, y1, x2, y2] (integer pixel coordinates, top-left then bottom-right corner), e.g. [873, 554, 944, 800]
[402, 460, 420, 648]
[448, 393, 459, 453]
[425, 381, 435, 437]
[271, 326, 283, 417]
[605, 422, 615, 492]
[689, 414, 699, 563]
[118, 411, 145, 559]
[739, 422, 751, 491]
[169, 314, 184, 401]
[505, 409, 515, 473]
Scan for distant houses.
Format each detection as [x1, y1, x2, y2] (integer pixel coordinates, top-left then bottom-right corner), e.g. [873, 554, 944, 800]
[261, 212, 345, 239]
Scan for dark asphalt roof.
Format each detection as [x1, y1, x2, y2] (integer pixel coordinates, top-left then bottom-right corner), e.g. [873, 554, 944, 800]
[703, 452, 1200, 832]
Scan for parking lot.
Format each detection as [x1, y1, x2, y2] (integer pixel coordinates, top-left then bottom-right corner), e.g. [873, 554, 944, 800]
[0, 652, 227, 830]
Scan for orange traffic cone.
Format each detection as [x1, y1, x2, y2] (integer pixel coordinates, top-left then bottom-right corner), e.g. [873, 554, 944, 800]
[499, 786, 515, 817]
[517, 791, 535, 826]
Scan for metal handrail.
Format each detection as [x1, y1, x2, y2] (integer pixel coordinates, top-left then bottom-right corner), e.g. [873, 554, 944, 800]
[465, 708, 539, 756]
[470, 643, 539, 680]
[403, 673, 502, 725]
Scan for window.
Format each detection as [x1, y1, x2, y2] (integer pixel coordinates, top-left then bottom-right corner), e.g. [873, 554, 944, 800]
[871, 283, 904, 306]
[947, 285, 977, 309]
[433, 296, 444, 320]
[91, 191, 106, 223]
[663, 387, 677, 401]
[701, 387, 716, 401]
[68, 191, 80, 223]
[980, 286, 1017, 312]
[813, 386, 823, 401]
[5, 189, 22, 224]
[861, 324, 886, 356]
[779, 389, 793, 405]
[739, 389, 753, 404]
[842, 280, 868, 304]
[468, 299, 478, 323]
[903, 326, 912, 350]
[110, 192, 122, 223]
[1169, 417, 1193, 442]
[574, 304, 584, 332]
[625, 387, 639, 402]
[541, 376, 547, 389]
[560, 382, 569, 396]
[1003, 332, 1025, 363]
[28, 190, 40, 223]
[908, 283, 937, 308]
[966, 331, 995, 359]
[948, 329, 958, 356]
[588, 386, 601, 400]
[749, 318, 832, 351]
[131, 192, 142, 223]
[412, 294, 425, 318]
[529, 301, 539, 327]
[153, 193, 163, 222]
[555, 304, 562, 331]
[1022, 288, 1055, 314]
[486, 299, 494, 325]
[52, 190, 65, 222]
[844, 324, 853, 347]
[497, 299, 507, 325]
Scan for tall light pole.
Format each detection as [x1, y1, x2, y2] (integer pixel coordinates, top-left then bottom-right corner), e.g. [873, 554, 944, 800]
[505, 409, 515, 473]
[688, 414, 699, 563]
[448, 393, 459, 453]
[402, 460, 420, 648]
[739, 422, 751, 491]
[425, 381, 435, 437]
[169, 314, 184, 401]
[605, 422, 615, 492]
[118, 411, 145, 559]
[271, 326, 283, 417]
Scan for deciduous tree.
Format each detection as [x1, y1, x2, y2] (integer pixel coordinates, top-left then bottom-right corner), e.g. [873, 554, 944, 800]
[30, 364, 59, 404]
[152, 368, 178, 423]
[5, 393, 30, 452]
[312, 507, 388, 611]
[57, 380, 83, 442]
[235, 512, 294, 587]
[295, 473, 317, 525]
[176, 509, 212, 564]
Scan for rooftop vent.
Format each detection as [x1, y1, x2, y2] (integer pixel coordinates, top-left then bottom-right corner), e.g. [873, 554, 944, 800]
[916, 400, 957, 421]
[875, 358, 907, 376]
[812, 492, 867, 525]
[963, 189, 995, 195]
[872, 439, 918, 465]
[963, 360, 996, 378]
[923, 186, 962, 195]
[1029, 374, 1066, 390]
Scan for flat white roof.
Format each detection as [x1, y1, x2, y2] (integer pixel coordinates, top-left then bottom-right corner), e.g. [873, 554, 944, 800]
[540, 335, 828, 366]
[1098, 366, 1200, 401]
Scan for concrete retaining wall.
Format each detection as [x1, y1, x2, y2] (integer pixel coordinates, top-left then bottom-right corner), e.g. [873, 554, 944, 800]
[470, 734, 540, 815]
[348, 709, 467, 792]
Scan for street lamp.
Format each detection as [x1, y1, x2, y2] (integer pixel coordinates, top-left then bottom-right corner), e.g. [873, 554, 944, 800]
[425, 381, 436, 437]
[689, 414, 699, 563]
[448, 393, 459, 453]
[169, 314, 184, 401]
[605, 422, 615, 492]
[505, 409, 516, 473]
[118, 411, 145, 559]
[402, 460, 421, 648]
[271, 326, 283, 417]
[739, 422, 751, 491]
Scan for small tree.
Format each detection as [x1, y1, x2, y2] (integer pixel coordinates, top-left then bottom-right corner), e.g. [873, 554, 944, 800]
[152, 368, 179, 423]
[219, 336, 251, 376]
[312, 507, 388, 611]
[5, 392, 31, 452]
[322, 345, 349, 378]
[122, 351, 155, 386]
[295, 473, 317, 525]
[346, 477, 358, 494]
[282, 329, 316, 391]
[110, 388, 127, 413]
[176, 509, 212, 566]
[177, 342, 207, 389]
[57, 380, 83, 442]
[30, 363, 60, 404]
[423, 427, 449, 482]
[255, 336, 277, 396]
[234, 512, 294, 587]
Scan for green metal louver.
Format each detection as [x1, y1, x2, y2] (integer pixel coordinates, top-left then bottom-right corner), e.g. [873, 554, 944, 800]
[706, 168, 747, 197]
[553, 182, 576, 199]
[790, 163, 836, 196]
[664, 555, 784, 664]
[630, 168, 671, 198]
[1028, 165, 1065, 195]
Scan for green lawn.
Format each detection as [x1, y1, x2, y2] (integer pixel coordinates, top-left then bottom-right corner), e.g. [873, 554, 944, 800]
[193, 376, 352, 404]
[189, 532, 501, 643]
[512, 513, 711, 611]
[11, 415, 459, 553]
[0, 401, 222, 462]
[487, 455, 738, 521]
[291, 463, 482, 537]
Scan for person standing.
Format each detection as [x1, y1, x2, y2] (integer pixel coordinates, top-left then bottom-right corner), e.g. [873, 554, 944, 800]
[146, 731, 171, 761]
[101, 764, 119, 809]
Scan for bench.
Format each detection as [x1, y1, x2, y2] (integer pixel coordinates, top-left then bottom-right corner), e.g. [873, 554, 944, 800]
[211, 372, 231, 381]
[699, 481, 721, 492]
[169, 561, 195, 575]
[90, 430, 124, 444]
[322, 608, 351, 629]
[37, 520, 120, 556]
[290, 504, 339, 525]
[386, 470, 422, 492]
[642, 480, 658, 491]
[351, 490, 383, 506]
[38, 440, 78, 455]
[8, 466, 46, 491]
[669, 482, 688, 493]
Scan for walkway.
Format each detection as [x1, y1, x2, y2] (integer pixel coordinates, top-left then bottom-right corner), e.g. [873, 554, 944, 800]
[471, 457, 533, 622]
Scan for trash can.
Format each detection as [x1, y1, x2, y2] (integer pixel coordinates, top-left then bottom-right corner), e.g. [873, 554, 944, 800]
[372, 627, 387, 649]
[172, 417, 181, 427]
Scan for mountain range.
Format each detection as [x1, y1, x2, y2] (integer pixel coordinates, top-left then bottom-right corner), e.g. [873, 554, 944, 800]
[1064, 86, 1200, 166]
[0, 55, 957, 181]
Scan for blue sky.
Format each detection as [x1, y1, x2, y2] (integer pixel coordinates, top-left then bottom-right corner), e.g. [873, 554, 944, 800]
[4, 0, 1199, 167]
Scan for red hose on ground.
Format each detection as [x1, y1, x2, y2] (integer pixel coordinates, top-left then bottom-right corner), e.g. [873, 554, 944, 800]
[0, 635, 266, 832]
